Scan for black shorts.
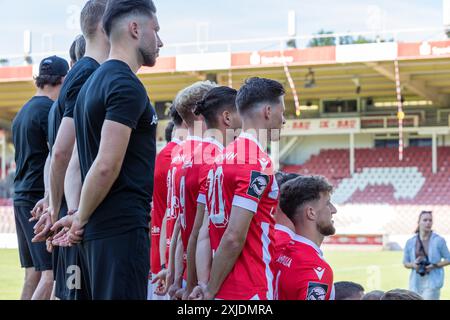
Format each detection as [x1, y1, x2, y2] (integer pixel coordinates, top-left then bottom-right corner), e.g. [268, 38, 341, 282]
[82, 228, 150, 300]
[14, 204, 52, 271]
[56, 244, 90, 300]
[52, 246, 59, 279]
[53, 204, 67, 299]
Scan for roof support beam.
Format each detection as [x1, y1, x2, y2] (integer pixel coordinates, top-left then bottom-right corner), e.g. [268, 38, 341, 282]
[365, 62, 449, 106]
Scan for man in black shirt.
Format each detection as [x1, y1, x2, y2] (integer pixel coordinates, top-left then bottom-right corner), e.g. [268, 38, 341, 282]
[31, 0, 110, 301]
[67, 0, 163, 299]
[12, 56, 69, 300]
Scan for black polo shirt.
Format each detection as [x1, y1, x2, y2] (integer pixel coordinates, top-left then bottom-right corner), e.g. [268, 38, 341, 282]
[12, 96, 53, 205]
[74, 59, 157, 241]
[48, 57, 100, 151]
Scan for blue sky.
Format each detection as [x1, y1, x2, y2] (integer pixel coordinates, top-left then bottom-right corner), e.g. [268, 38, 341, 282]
[0, 0, 446, 58]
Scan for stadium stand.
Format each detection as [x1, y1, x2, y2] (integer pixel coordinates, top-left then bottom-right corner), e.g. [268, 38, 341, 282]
[284, 146, 450, 243]
[284, 146, 450, 205]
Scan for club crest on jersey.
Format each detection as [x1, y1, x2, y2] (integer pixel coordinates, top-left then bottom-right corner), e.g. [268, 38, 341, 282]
[247, 171, 269, 199]
[306, 282, 328, 300]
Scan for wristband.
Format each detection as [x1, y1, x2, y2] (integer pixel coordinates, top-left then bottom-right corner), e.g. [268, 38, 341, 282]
[161, 263, 166, 270]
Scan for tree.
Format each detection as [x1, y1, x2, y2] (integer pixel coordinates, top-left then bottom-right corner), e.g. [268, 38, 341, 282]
[307, 29, 336, 47]
[308, 29, 396, 47]
[286, 39, 297, 49]
[349, 35, 375, 44]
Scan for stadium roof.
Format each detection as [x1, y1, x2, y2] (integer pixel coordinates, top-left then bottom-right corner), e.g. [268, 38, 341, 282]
[1, 40, 450, 122]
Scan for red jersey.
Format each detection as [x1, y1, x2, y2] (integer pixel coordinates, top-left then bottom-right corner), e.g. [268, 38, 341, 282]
[166, 136, 202, 257]
[275, 235, 335, 300]
[274, 224, 295, 259]
[180, 137, 224, 252]
[196, 137, 224, 207]
[150, 139, 182, 275]
[207, 133, 279, 300]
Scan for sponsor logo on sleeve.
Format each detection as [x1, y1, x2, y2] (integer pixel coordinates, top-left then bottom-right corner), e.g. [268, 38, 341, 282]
[313, 267, 325, 280]
[306, 282, 328, 300]
[247, 171, 269, 199]
[151, 114, 159, 125]
[258, 158, 270, 171]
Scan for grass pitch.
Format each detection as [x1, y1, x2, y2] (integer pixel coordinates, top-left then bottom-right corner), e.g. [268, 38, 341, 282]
[0, 249, 449, 300]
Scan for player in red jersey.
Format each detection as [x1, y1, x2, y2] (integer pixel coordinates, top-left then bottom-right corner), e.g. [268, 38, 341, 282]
[153, 81, 216, 299]
[275, 175, 337, 300]
[181, 87, 241, 300]
[273, 172, 300, 258]
[148, 106, 186, 300]
[191, 77, 286, 300]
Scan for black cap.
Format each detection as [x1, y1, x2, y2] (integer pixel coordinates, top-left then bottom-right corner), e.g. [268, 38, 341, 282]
[39, 56, 69, 77]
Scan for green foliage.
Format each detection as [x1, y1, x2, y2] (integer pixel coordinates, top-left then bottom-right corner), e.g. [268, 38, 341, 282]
[308, 29, 394, 47]
[307, 29, 336, 47]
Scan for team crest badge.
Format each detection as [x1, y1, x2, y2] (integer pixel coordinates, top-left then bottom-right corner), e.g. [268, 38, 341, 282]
[247, 171, 269, 199]
[306, 282, 328, 300]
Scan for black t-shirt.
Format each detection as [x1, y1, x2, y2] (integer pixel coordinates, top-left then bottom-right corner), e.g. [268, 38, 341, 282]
[12, 96, 53, 205]
[48, 57, 100, 152]
[74, 59, 158, 241]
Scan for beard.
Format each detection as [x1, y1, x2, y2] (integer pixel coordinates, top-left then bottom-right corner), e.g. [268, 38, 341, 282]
[317, 220, 336, 237]
[139, 47, 157, 67]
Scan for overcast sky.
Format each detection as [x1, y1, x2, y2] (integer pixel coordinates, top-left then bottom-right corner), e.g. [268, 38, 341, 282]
[0, 0, 447, 58]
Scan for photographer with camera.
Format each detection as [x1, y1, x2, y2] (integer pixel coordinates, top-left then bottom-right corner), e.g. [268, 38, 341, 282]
[403, 211, 450, 300]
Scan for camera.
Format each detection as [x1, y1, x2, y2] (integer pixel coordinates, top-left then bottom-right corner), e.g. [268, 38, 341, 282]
[417, 258, 430, 277]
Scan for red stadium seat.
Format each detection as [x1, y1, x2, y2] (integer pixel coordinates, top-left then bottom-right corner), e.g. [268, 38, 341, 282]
[282, 146, 450, 205]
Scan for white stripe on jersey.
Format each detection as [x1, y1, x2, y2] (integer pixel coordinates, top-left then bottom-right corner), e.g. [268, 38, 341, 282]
[268, 179, 279, 200]
[274, 270, 281, 300]
[232, 195, 258, 213]
[330, 284, 336, 300]
[197, 193, 206, 205]
[261, 222, 274, 300]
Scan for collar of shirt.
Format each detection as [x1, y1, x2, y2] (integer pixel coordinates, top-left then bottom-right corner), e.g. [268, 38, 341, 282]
[238, 132, 265, 152]
[172, 137, 183, 145]
[187, 135, 203, 142]
[275, 224, 295, 239]
[292, 234, 324, 257]
[202, 136, 224, 151]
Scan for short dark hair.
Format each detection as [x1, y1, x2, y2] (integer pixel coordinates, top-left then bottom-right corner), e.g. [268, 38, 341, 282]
[103, 0, 157, 37]
[334, 281, 365, 300]
[69, 35, 86, 63]
[80, 0, 108, 39]
[165, 121, 175, 143]
[380, 289, 423, 300]
[193, 86, 237, 128]
[280, 175, 333, 222]
[169, 105, 183, 127]
[275, 171, 301, 189]
[35, 75, 64, 89]
[236, 77, 285, 115]
[361, 290, 385, 300]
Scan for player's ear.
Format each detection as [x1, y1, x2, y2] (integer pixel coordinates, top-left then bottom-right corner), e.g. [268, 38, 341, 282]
[129, 21, 139, 40]
[223, 110, 231, 128]
[305, 205, 316, 221]
[263, 104, 271, 120]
